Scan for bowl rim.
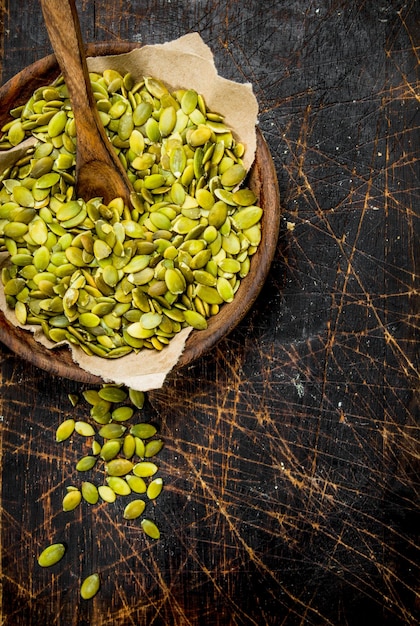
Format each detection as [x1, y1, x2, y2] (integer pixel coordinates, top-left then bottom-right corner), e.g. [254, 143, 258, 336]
[0, 42, 280, 382]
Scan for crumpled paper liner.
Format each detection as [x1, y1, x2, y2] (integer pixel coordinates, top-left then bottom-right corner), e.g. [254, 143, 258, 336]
[0, 33, 258, 391]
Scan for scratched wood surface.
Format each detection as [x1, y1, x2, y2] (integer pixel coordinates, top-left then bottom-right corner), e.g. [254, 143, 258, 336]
[0, 1, 419, 624]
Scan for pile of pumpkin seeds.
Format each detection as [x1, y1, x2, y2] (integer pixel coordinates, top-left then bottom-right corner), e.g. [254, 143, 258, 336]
[0, 70, 262, 358]
[37, 383, 163, 600]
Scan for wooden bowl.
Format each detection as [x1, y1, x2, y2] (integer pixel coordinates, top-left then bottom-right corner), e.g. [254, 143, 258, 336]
[0, 43, 280, 383]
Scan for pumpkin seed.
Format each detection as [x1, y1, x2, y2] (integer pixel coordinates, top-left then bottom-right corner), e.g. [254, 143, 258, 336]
[125, 474, 147, 493]
[141, 518, 160, 540]
[98, 484, 117, 503]
[123, 498, 146, 519]
[80, 573, 100, 600]
[122, 434, 136, 459]
[130, 423, 157, 439]
[135, 436, 146, 458]
[55, 418, 75, 442]
[144, 439, 164, 458]
[98, 423, 126, 439]
[128, 388, 145, 409]
[111, 406, 134, 422]
[76, 455, 98, 472]
[81, 481, 99, 504]
[62, 489, 82, 511]
[75, 421, 96, 437]
[97, 385, 127, 403]
[100, 440, 122, 461]
[147, 477, 163, 500]
[37, 543, 66, 567]
[105, 458, 134, 476]
[132, 461, 158, 477]
[106, 476, 131, 496]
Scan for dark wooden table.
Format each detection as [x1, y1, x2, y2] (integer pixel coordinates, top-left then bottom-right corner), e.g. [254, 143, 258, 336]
[0, 1, 418, 624]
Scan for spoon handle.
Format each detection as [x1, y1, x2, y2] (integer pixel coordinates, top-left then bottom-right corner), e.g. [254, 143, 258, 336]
[40, 0, 132, 204]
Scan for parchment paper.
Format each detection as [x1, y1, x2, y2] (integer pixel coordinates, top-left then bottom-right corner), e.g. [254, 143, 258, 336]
[0, 33, 258, 391]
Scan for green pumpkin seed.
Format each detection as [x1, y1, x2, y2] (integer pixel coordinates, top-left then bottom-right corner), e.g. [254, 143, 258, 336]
[122, 434, 136, 459]
[183, 309, 208, 330]
[232, 205, 263, 230]
[38, 543, 66, 567]
[98, 484, 117, 503]
[83, 389, 101, 405]
[74, 421, 96, 437]
[105, 458, 134, 476]
[128, 388, 145, 409]
[36, 172, 61, 189]
[159, 106, 176, 137]
[106, 476, 131, 496]
[147, 477, 163, 500]
[123, 498, 146, 519]
[14, 301, 27, 324]
[92, 440, 102, 455]
[141, 518, 160, 540]
[8, 120, 25, 146]
[100, 440, 122, 461]
[220, 163, 246, 187]
[76, 455, 98, 471]
[144, 439, 164, 458]
[132, 461, 158, 477]
[135, 436, 146, 458]
[133, 101, 153, 126]
[125, 474, 147, 493]
[130, 423, 157, 439]
[98, 423, 127, 439]
[90, 399, 112, 422]
[217, 276, 234, 302]
[81, 481, 99, 504]
[98, 385, 127, 403]
[111, 406, 134, 422]
[62, 489, 82, 511]
[80, 573, 100, 600]
[48, 110, 67, 137]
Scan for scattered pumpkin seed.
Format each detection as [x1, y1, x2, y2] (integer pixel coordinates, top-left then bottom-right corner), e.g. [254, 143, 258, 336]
[130, 423, 157, 439]
[81, 481, 99, 504]
[55, 418, 75, 442]
[132, 461, 158, 477]
[74, 421, 96, 437]
[98, 423, 127, 439]
[105, 458, 134, 476]
[97, 386, 127, 403]
[123, 498, 146, 519]
[141, 518, 160, 540]
[111, 406, 133, 422]
[144, 439, 164, 458]
[62, 489, 82, 511]
[98, 484, 117, 503]
[100, 439, 122, 461]
[125, 474, 147, 493]
[80, 573, 100, 600]
[76, 455, 97, 472]
[147, 477, 163, 500]
[128, 388, 145, 409]
[37, 543, 66, 567]
[106, 476, 131, 496]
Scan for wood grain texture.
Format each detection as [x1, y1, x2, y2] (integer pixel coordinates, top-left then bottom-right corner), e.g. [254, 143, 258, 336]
[0, 1, 419, 625]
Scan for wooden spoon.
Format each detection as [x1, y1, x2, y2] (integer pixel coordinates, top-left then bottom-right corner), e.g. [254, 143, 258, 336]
[40, 0, 133, 205]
